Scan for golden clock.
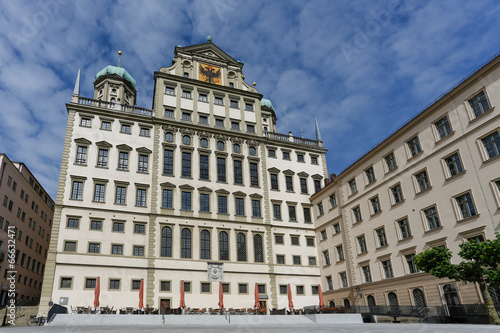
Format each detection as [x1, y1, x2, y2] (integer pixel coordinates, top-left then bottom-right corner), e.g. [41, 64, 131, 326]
[199, 63, 222, 85]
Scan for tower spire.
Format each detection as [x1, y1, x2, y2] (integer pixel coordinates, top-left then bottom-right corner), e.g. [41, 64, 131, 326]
[315, 116, 324, 148]
[117, 51, 122, 68]
[71, 67, 81, 103]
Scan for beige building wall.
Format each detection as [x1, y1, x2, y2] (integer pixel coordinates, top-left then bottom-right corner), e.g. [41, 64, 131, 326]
[0, 153, 55, 304]
[40, 41, 327, 314]
[312, 54, 500, 309]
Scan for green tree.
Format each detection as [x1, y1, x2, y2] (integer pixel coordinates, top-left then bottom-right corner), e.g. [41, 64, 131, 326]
[415, 234, 500, 325]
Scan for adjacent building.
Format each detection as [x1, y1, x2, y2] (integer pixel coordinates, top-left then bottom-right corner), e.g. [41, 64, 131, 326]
[0, 153, 55, 304]
[39, 39, 328, 314]
[311, 53, 500, 310]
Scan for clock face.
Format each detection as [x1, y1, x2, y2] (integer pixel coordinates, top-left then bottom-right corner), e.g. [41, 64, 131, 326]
[199, 63, 222, 85]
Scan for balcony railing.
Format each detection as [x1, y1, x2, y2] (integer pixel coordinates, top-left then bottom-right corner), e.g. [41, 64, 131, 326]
[264, 131, 321, 147]
[77, 97, 154, 117]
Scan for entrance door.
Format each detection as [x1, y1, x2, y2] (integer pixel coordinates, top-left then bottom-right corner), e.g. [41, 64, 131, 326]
[160, 299, 171, 314]
[443, 284, 464, 316]
[259, 300, 267, 314]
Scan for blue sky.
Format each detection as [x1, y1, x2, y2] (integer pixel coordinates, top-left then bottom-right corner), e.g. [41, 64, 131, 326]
[1, 0, 500, 199]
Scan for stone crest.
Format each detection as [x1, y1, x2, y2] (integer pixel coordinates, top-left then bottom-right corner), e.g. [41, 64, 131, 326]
[207, 263, 223, 282]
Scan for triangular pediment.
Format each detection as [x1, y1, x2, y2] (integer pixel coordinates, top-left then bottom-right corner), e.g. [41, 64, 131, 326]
[96, 140, 112, 148]
[179, 184, 195, 190]
[175, 42, 242, 67]
[74, 137, 91, 145]
[160, 182, 176, 188]
[198, 186, 213, 193]
[136, 147, 152, 154]
[116, 144, 132, 151]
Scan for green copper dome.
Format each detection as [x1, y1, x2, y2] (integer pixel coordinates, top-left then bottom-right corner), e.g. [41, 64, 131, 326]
[95, 65, 137, 89]
[260, 98, 274, 110]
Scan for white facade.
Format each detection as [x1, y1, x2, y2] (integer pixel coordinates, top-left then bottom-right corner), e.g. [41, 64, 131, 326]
[39, 41, 328, 314]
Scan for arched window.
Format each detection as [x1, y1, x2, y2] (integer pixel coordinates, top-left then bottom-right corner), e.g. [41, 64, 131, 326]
[329, 301, 335, 308]
[219, 231, 229, 260]
[217, 141, 225, 151]
[165, 132, 174, 142]
[412, 288, 426, 307]
[443, 284, 461, 306]
[237, 233, 247, 262]
[249, 146, 256, 156]
[200, 138, 208, 148]
[388, 292, 399, 309]
[343, 299, 351, 308]
[233, 144, 241, 153]
[254, 234, 264, 262]
[200, 230, 210, 260]
[181, 228, 191, 258]
[182, 135, 191, 145]
[367, 295, 376, 307]
[161, 226, 172, 257]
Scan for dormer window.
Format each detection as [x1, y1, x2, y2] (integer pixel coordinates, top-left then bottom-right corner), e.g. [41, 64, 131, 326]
[229, 83, 234, 88]
[111, 88, 117, 95]
[184, 72, 189, 78]
[111, 97, 116, 103]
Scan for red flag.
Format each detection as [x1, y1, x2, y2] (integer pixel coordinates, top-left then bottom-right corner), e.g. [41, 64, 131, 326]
[254, 283, 260, 309]
[218, 282, 224, 309]
[318, 284, 325, 308]
[138, 279, 144, 309]
[94, 277, 100, 308]
[287, 284, 294, 311]
[180, 280, 186, 309]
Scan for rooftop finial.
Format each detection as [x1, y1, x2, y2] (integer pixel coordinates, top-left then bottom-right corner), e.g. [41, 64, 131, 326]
[207, 35, 212, 42]
[71, 67, 81, 103]
[301, 129, 304, 138]
[315, 116, 323, 142]
[117, 51, 122, 68]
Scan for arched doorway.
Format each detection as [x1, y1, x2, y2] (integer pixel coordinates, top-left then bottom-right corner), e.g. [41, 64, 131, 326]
[412, 288, 426, 307]
[387, 292, 399, 311]
[343, 299, 351, 308]
[329, 300, 335, 308]
[443, 284, 464, 316]
[367, 295, 376, 307]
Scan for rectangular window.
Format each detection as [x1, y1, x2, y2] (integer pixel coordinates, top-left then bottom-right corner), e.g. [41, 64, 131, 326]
[182, 192, 192, 211]
[406, 254, 418, 274]
[273, 204, 281, 220]
[215, 118, 224, 127]
[365, 167, 375, 184]
[67, 217, 79, 229]
[445, 153, 463, 176]
[120, 124, 131, 134]
[233, 160, 243, 184]
[370, 196, 381, 214]
[182, 152, 191, 178]
[275, 235, 284, 244]
[362, 266, 372, 282]
[469, 91, 490, 117]
[200, 193, 210, 212]
[376, 228, 387, 247]
[270, 174, 278, 190]
[397, 218, 411, 239]
[181, 112, 191, 121]
[288, 205, 296, 222]
[110, 279, 120, 289]
[283, 151, 290, 160]
[293, 256, 301, 265]
[268, 149, 276, 158]
[214, 96, 223, 105]
[250, 163, 259, 187]
[333, 223, 341, 234]
[218, 196, 227, 214]
[297, 154, 304, 162]
[94, 184, 105, 202]
[198, 93, 208, 102]
[456, 193, 477, 219]
[238, 283, 247, 294]
[353, 206, 362, 223]
[391, 184, 403, 204]
[97, 149, 108, 167]
[435, 116, 452, 139]
[217, 157, 226, 182]
[132, 280, 142, 290]
[231, 121, 239, 130]
[81, 118, 91, 127]
[160, 281, 170, 291]
[252, 200, 261, 217]
[291, 236, 299, 245]
[407, 136, 422, 157]
[118, 152, 129, 170]
[308, 257, 317, 266]
[424, 207, 440, 230]
[76, 146, 87, 164]
[199, 115, 208, 124]
[382, 260, 393, 278]
[349, 179, 357, 194]
[296, 285, 305, 295]
[285, 176, 293, 192]
[140, 127, 150, 137]
[60, 277, 72, 289]
[318, 202, 324, 215]
[164, 108, 174, 118]
[230, 100, 238, 108]
[340, 272, 348, 288]
[323, 250, 330, 266]
[134, 224, 145, 234]
[182, 90, 191, 99]
[111, 244, 123, 255]
[199, 155, 209, 180]
[138, 155, 148, 173]
[384, 152, 397, 171]
[90, 220, 102, 230]
[247, 124, 255, 133]
[64, 241, 76, 252]
[303, 207, 311, 223]
[165, 86, 175, 95]
[113, 222, 124, 232]
[163, 150, 174, 175]
[86, 278, 97, 289]
[314, 180, 321, 193]
[320, 230, 327, 240]
[300, 178, 308, 194]
[71, 181, 83, 200]
[136, 188, 146, 207]
[88, 243, 100, 253]
[235, 198, 244, 216]
[245, 103, 253, 111]
[133, 246, 144, 256]
[306, 237, 315, 246]
[415, 170, 430, 192]
[276, 255, 285, 264]
[329, 194, 336, 208]
[336, 245, 344, 261]
[358, 236, 367, 253]
[115, 186, 126, 205]
[162, 189, 173, 209]
[481, 132, 500, 159]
